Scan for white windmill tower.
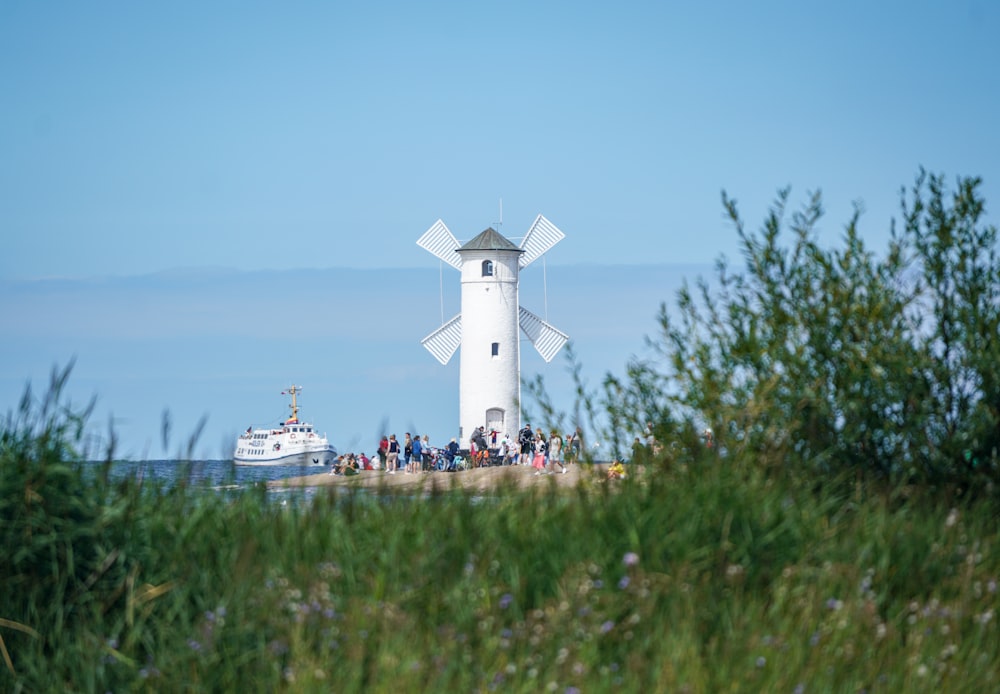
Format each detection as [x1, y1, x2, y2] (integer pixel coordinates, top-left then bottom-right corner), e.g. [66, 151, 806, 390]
[417, 213, 569, 444]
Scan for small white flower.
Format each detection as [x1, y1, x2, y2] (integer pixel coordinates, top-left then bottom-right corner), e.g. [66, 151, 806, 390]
[946, 508, 959, 528]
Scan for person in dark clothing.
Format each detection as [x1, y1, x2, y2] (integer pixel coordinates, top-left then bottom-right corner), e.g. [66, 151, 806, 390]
[473, 426, 489, 464]
[443, 437, 460, 471]
[518, 423, 534, 462]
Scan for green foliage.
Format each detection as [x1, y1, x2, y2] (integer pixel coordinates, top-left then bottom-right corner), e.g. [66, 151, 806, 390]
[2, 366, 1000, 691]
[900, 171, 1000, 480]
[550, 170, 999, 492]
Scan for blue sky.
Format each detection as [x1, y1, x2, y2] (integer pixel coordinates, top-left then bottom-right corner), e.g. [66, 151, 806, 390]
[2, 2, 999, 457]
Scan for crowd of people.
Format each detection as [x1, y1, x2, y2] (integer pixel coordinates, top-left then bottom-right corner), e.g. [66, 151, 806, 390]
[327, 425, 587, 476]
[328, 421, 716, 479]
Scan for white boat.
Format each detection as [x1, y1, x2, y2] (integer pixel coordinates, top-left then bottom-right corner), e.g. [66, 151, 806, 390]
[233, 385, 336, 466]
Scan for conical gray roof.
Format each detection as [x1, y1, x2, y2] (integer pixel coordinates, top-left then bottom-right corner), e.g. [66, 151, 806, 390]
[458, 228, 523, 253]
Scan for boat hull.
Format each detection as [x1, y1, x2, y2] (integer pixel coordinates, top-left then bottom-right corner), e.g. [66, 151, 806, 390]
[234, 447, 335, 466]
[234, 430, 336, 466]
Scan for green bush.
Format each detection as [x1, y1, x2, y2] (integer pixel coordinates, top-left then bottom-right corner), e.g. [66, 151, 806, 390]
[557, 170, 999, 493]
[2, 371, 1000, 691]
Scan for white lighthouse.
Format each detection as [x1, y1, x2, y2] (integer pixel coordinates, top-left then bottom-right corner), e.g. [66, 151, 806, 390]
[417, 215, 569, 443]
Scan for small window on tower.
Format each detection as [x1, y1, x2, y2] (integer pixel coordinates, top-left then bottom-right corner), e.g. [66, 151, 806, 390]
[482, 260, 494, 277]
[491, 342, 499, 357]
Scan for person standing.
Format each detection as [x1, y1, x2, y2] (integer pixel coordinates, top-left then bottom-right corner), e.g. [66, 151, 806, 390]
[632, 436, 646, 464]
[549, 430, 566, 473]
[532, 433, 547, 474]
[567, 427, 583, 464]
[518, 423, 534, 465]
[469, 433, 484, 468]
[535, 427, 547, 470]
[386, 434, 400, 474]
[646, 421, 663, 456]
[403, 433, 413, 472]
[474, 427, 489, 466]
[378, 435, 389, 468]
[410, 433, 423, 473]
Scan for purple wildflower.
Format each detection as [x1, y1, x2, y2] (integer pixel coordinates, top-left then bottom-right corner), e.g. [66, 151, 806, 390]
[499, 593, 513, 610]
[623, 552, 639, 567]
[618, 576, 631, 590]
[600, 620, 614, 634]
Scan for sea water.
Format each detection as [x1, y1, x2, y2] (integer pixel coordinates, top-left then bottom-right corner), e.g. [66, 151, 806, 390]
[95, 459, 325, 491]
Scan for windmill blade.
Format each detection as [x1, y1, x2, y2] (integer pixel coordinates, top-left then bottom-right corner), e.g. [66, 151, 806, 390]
[519, 307, 569, 362]
[416, 219, 463, 270]
[421, 314, 462, 365]
[519, 215, 565, 268]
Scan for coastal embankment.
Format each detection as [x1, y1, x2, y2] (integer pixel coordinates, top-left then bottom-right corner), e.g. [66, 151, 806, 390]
[268, 462, 609, 493]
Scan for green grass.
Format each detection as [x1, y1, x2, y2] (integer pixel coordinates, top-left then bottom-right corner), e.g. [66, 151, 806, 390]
[2, 389, 999, 692]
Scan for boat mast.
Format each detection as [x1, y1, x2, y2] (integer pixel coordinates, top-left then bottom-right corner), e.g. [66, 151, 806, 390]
[283, 385, 301, 423]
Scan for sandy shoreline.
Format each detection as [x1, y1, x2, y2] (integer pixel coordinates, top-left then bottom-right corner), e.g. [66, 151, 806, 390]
[267, 462, 606, 493]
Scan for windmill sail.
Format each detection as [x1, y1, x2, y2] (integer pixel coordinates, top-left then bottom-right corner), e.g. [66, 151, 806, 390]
[421, 314, 462, 365]
[416, 219, 463, 270]
[518, 306, 569, 362]
[519, 214, 565, 268]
